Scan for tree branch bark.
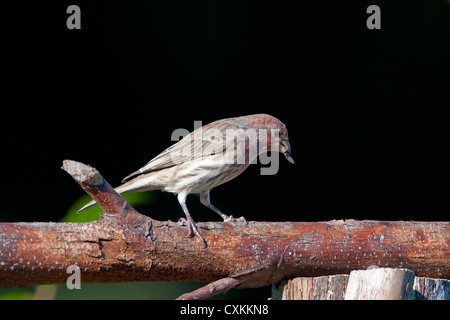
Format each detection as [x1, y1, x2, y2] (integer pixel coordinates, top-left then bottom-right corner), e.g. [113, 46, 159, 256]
[0, 160, 449, 300]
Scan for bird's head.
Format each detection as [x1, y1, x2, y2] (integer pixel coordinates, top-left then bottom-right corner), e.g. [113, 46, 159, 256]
[245, 113, 295, 164]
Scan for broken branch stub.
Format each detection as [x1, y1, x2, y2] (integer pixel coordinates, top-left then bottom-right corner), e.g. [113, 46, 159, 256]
[62, 159, 134, 217]
[62, 160, 103, 186]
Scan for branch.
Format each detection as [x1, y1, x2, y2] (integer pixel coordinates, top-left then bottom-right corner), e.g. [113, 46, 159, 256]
[0, 160, 449, 300]
[176, 277, 242, 300]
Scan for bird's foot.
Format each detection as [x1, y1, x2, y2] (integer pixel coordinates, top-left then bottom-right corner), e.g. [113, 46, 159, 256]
[222, 214, 248, 226]
[178, 218, 208, 248]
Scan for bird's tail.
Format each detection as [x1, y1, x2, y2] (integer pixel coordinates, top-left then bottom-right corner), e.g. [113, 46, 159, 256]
[77, 173, 160, 213]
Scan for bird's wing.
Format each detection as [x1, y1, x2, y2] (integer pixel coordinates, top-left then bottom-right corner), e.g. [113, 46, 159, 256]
[122, 120, 238, 182]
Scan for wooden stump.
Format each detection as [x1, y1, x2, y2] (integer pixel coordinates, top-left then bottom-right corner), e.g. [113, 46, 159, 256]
[344, 267, 415, 299]
[413, 277, 450, 300]
[272, 275, 349, 300]
[272, 267, 450, 300]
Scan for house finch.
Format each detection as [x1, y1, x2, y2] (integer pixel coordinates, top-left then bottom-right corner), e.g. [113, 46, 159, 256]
[78, 113, 294, 247]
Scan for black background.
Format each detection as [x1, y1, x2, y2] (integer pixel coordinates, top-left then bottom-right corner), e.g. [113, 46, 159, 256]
[2, 0, 449, 226]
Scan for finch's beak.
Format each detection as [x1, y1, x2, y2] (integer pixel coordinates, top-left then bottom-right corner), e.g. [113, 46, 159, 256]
[285, 151, 295, 164]
[280, 139, 295, 164]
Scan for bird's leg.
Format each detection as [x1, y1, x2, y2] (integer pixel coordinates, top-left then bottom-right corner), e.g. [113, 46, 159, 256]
[199, 190, 229, 221]
[177, 193, 207, 248]
[200, 191, 248, 225]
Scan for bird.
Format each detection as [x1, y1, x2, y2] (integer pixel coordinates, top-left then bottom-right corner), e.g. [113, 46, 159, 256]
[78, 114, 294, 247]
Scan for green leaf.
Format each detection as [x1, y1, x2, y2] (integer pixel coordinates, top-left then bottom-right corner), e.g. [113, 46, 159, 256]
[60, 192, 157, 223]
[0, 289, 34, 300]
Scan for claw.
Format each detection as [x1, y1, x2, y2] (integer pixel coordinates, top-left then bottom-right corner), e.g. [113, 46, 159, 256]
[178, 217, 207, 247]
[187, 220, 207, 248]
